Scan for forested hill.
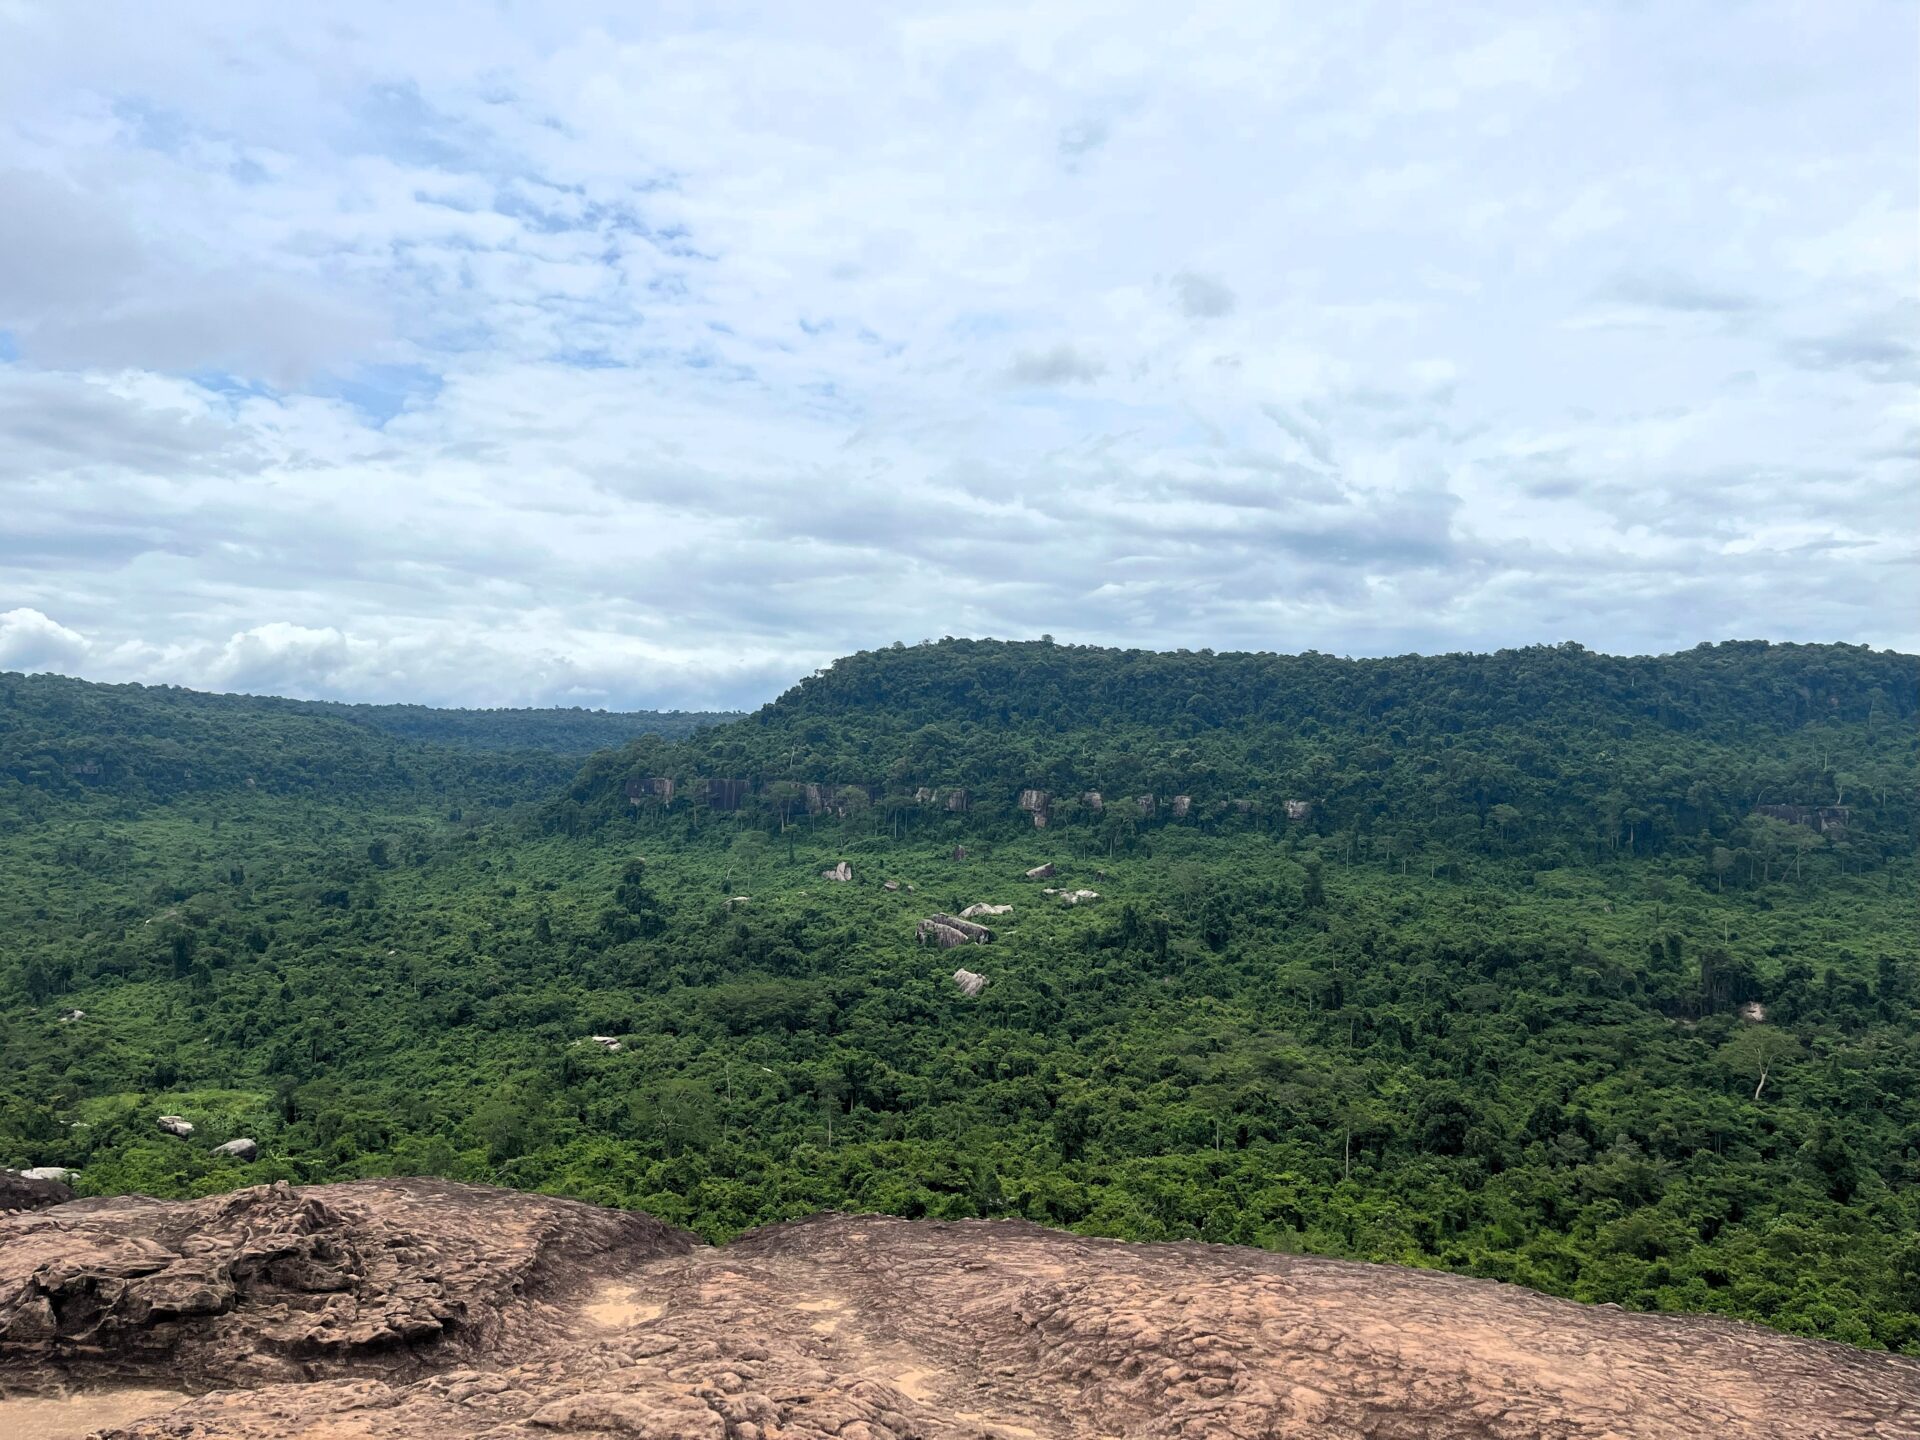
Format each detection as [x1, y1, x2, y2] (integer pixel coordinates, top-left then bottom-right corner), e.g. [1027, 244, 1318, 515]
[0, 672, 727, 811]
[267, 698, 735, 753]
[3, 637, 1918, 1352]
[555, 639, 1918, 875]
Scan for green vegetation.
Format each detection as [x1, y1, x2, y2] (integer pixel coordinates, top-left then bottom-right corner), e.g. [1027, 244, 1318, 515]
[267, 696, 735, 753]
[2, 641, 1915, 1353]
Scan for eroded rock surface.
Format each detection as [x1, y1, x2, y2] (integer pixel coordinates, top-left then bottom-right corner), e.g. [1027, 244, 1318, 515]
[2, 1186, 1915, 1439]
[0, 1178, 691, 1391]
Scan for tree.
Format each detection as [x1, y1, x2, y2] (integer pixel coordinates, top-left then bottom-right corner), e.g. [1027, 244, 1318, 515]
[601, 859, 667, 942]
[1720, 1026, 1803, 1101]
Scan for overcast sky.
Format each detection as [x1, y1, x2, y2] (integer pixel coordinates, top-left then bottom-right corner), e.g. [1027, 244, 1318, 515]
[1, 2, 1914, 710]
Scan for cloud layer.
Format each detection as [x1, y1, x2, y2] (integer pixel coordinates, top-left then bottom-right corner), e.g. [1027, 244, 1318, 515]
[1, 1, 1914, 709]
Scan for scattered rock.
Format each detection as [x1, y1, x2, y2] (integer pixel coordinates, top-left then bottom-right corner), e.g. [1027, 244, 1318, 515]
[1741, 1001, 1768, 1023]
[212, 1139, 259, 1161]
[1058, 889, 1099, 905]
[959, 904, 1012, 918]
[1284, 798, 1313, 821]
[951, 969, 987, 998]
[883, 879, 899, 892]
[820, 861, 853, 883]
[20, 1166, 80, 1183]
[58, 1008, 85, 1022]
[587, 1036, 624, 1054]
[157, 1115, 195, 1138]
[1170, 795, 1191, 818]
[1023, 863, 1055, 880]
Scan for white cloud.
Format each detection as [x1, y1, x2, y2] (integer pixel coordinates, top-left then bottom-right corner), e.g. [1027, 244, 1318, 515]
[0, 608, 89, 672]
[0, 0, 1913, 709]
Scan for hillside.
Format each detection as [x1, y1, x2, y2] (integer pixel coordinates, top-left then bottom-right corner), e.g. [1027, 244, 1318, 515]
[267, 696, 736, 753]
[1, 641, 1916, 1354]
[0, 671, 731, 809]
[556, 639, 1918, 877]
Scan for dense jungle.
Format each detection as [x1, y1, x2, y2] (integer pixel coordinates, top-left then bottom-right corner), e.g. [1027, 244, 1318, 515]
[2, 639, 1915, 1352]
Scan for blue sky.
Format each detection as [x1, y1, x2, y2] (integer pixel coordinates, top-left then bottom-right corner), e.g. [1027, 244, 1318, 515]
[0, 1, 1914, 709]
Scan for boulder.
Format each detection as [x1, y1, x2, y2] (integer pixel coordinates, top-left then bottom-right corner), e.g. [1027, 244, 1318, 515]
[0, 1171, 73, 1213]
[959, 903, 1013, 918]
[951, 846, 968, 861]
[883, 879, 900, 891]
[917, 914, 993, 947]
[1060, 889, 1100, 905]
[19, 1167, 79, 1183]
[820, 861, 852, 883]
[1024, 863, 1056, 880]
[1284, 798, 1313, 821]
[58, 1008, 85, 1022]
[157, 1115, 195, 1138]
[951, 969, 987, 998]
[587, 1036, 623, 1053]
[212, 1139, 258, 1161]
[1171, 795, 1191, 818]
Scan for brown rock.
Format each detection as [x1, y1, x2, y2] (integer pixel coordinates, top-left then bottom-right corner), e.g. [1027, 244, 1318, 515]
[0, 1178, 692, 1392]
[7, 1185, 1915, 1440]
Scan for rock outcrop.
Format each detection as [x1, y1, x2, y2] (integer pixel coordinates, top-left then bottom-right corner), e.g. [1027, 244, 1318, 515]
[1754, 803, 1851, 833]
[820, 861, 852, 883]
[1023, 863, 1055, 880]
[915, 914, 993, 948]
[156, 1115, 194, 1138]
[0, 1179, 692, 1395]
[0, 1171, 73, 1213]
[211, 1139, 259, 1161]
[1, 1184, 1914, 1439]
[951, 968, 987, 998]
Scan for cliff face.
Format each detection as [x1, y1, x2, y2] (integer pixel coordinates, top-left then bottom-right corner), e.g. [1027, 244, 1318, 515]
[2, 1180, 1916, 1440]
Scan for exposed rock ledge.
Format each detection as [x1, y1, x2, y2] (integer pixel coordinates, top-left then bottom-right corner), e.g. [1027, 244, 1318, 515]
[2, 1180, 1915, 1439]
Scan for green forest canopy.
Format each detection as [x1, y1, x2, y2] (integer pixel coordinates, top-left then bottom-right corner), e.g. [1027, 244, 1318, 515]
[1, 639, 1915, 1353]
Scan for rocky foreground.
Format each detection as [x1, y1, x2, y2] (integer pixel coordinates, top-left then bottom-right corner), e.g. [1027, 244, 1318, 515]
[1, 1179, 1916, 1439]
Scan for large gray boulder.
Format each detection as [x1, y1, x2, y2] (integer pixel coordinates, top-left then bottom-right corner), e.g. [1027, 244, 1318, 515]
[212, 1139, 259, 1161]
[917, 914, 993, 948]
[157, 1115, 195, 1138]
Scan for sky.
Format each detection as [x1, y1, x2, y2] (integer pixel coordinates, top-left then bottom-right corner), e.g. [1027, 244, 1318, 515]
[0, 2, 1914, 711]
